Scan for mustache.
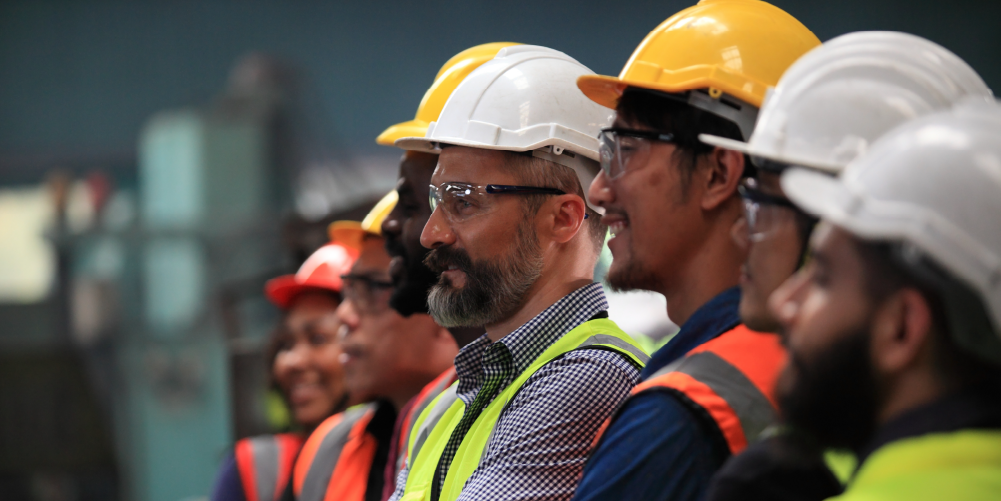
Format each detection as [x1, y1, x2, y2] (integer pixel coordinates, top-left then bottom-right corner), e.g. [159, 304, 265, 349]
[383, 232, 408, 260]
[424, 246, 473, 275]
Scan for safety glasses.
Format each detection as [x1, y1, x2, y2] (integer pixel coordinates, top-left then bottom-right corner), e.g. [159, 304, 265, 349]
[428, 182, 567, 222]
[340, 274, 394, 315]
[737, 180, 802, 244]
[598, 127, 677, 179]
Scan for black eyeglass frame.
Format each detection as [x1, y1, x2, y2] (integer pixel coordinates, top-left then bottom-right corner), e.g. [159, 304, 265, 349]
[429, 182, 588, 219]
[598, 127, 678, 179]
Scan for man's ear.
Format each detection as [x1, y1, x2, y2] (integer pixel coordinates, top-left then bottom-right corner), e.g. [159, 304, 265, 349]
[871, 288, 935, 375]
[700, 148, 745, 211]
[546, 194, 587, 244]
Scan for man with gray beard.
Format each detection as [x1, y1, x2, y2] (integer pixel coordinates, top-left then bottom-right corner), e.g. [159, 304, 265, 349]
[387, 45, 648, 501]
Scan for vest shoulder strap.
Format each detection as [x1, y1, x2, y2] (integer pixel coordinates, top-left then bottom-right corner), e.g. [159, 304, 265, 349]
[293, 404, 377, 501]
[234, 433, 304, 501]
[436, 318, 646, 501]
[634, 324, 785, 454]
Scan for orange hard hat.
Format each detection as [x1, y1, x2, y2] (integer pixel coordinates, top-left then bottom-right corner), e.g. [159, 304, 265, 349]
[265, 242, 359, 309]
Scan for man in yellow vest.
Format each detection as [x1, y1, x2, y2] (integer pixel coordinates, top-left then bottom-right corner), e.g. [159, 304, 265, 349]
[571, 1, 818, 500]
[768, 101, 1001, 500]
[376, 43, 514, 499]
[388, 45, 648, 501]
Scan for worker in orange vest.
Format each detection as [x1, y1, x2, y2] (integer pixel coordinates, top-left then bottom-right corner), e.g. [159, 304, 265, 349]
[211, 242, 359, 501]
[571, 2, 819, 500]
[289, 195, 458, 501]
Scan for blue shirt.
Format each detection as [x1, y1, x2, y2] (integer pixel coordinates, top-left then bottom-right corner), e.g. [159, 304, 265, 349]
[571, 287, 742, 501]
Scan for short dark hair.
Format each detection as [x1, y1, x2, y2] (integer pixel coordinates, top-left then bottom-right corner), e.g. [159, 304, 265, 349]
[616, 88, 752, 191]
[507, 153, 606, 253]
[855, 239, 1001, 388]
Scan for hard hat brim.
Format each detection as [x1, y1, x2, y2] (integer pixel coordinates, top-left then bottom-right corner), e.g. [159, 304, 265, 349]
[781, 167, 858, 228]
[700, 134, 847, 175]
[394, 135, 601, 163]
[699, 134, 752, 154]
[265, 275, 341, 310]
[376, 120, 431, 147]
[577, 74, 627, 110]
[329, 221, 365, 251]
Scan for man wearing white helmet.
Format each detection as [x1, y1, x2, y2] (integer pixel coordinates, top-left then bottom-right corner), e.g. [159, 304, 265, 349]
[388, 45, 648, 501]
[697, 31, 993, 501]
[768, 101, 1001, 500]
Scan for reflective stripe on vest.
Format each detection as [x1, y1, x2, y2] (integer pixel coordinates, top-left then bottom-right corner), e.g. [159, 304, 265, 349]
[398, 367, 458, 475]
[400, 318, 648, 501]
[632, 324, 785, 454]
[293, 404, 378, 501]
[234, 433, 304, 501]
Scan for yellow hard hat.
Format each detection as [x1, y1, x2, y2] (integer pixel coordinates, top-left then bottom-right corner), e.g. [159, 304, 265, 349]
[328, 190, 398, 250]
[376, 42, 521, 146]
[578, 0, 820, 110]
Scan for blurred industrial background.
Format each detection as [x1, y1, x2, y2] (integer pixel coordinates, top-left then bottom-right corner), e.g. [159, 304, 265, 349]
[0, 1, 998, 501]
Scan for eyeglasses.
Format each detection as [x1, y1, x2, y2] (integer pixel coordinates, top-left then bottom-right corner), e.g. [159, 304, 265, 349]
[428, 182, 567, 222]
[737, 179, 803, 244]
[340, 274, 394, 315]
[598, 127, 677, 179]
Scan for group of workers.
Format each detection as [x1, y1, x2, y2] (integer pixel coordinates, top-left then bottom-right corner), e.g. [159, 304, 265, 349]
[209, 1, 1001, 500]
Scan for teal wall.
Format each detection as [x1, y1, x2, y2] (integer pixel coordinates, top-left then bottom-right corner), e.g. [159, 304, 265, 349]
[1, 0, 999, 163]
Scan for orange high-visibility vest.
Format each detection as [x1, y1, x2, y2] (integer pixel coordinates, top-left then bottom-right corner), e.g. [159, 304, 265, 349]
[598, 325, 786, 455]
[293, 404, 380, 501]
[396, 367, 458, 475]
[234, 433, 304, 501]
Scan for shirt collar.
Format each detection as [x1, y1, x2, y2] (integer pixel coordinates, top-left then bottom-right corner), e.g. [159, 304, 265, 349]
[856, 384, 1001, 465]
[641, 286, 742, 379]
[452, 282, 609, 396]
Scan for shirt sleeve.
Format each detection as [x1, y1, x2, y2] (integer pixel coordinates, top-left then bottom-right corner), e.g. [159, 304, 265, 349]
[210, 451, 247, 501]
[457, 349, 641, 501]
[570, 392, 722, 501]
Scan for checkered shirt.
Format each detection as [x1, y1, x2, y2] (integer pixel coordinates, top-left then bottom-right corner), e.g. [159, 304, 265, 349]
[389, 282, 641, 501]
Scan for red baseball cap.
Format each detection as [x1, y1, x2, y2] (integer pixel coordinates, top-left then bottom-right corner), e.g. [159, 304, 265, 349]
[265, 242, 359, 309]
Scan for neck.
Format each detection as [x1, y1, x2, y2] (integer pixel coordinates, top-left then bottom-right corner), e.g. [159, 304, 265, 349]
[448, 326, 486, 348]
[657, 214, 742, 326]
[877, 367, 952, 426]
[484, 274, 593, 342]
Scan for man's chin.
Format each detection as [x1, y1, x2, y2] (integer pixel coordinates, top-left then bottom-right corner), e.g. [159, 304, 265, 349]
[606, 260, 658, 292]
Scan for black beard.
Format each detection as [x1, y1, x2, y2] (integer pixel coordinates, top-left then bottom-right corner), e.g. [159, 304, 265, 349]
[778, 325, 879, 451]
[423, 224, 542, 328]
[386, 236, 438, 317]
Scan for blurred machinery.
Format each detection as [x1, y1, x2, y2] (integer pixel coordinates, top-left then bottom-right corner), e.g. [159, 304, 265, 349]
[0, 54, 389, 501]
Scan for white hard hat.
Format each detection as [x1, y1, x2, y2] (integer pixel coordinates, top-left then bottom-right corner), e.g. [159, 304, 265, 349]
[781, 99, 1001, 358]
[395, 45, 615, 211]
[701, 32, 993, 174]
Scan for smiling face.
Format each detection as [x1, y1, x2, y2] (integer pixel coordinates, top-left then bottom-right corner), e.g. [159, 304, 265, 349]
[588, 115, 706, 294]
[735, 171, 810, 333]
[272, 292, 347, 430]
[382, 151, 441, 317]
[419, 147, 547, 328]
[337, 235, 458, 406]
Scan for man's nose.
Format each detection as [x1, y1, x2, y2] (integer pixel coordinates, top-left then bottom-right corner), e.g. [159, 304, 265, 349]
[769, 270, 808, 328]
[336, 299, 361, 332]
[588, 170, 615, 209]
[420, 207, 456, 249]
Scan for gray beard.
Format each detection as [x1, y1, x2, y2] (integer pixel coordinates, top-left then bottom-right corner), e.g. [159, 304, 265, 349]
[427, 224, 543, 328]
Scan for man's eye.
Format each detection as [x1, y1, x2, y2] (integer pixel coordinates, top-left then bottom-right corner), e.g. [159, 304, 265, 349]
[450, 198, 476, 214]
